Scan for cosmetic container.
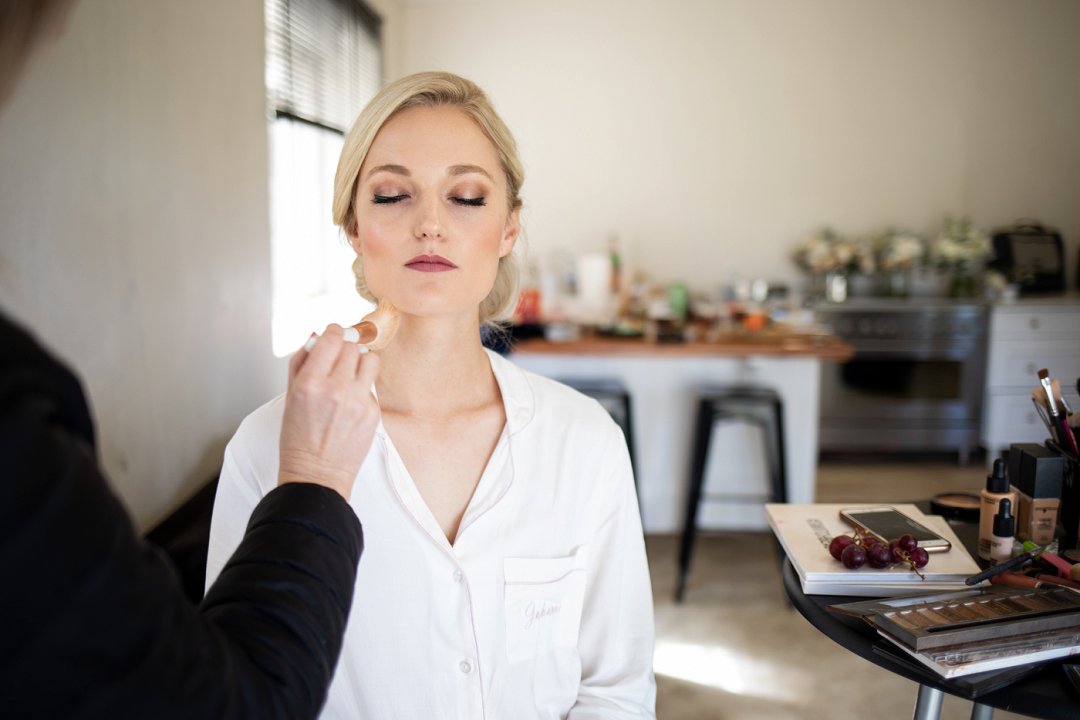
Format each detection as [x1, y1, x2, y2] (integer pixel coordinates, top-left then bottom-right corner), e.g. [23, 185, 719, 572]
[1011, 445, 1064, 545]
[980, 459, 1019, 560]
[990, 498, 1016, 563]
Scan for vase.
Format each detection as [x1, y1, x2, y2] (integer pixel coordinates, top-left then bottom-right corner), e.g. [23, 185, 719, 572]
[948, 272, 979, 299]
[909, 268, 946, 298]
[824, 271, 848, 303]
[848, 273, 875, 298]
[871, 271, 909, 297]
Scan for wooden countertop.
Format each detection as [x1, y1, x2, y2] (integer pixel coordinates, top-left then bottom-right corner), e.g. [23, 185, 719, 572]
[510, 333, 853, 360]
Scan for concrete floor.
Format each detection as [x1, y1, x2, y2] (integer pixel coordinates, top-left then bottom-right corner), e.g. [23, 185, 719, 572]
[647, 456, 1032, 719]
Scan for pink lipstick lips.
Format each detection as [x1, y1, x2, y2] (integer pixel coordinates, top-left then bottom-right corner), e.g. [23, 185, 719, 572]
[405, 254, 457, 272]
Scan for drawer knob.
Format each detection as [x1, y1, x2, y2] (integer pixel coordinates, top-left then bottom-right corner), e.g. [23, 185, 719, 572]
[1026, 362, 1037, 375]
[1029, 317, 1041, 330]
[1027, 411, 1037, 425]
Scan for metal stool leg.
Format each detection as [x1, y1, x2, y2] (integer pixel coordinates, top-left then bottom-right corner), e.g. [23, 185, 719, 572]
[969, 703, 993, 720]
[771, 397, 787, 503]
[913, 685, 943, 720]
[676, 399, 713, 603]
[677, 388, 787, 602]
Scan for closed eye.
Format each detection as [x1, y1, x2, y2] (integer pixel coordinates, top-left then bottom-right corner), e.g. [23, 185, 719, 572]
[373, 194, 408, 204]
[452, 197, 486, 207]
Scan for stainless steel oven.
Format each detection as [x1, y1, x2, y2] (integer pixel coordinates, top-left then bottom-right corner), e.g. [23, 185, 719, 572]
[815, 299, 989, 463]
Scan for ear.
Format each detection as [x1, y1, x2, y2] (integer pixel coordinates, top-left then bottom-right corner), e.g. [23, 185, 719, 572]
[345, 218, 362, 255]
[499, 206, 521, 258]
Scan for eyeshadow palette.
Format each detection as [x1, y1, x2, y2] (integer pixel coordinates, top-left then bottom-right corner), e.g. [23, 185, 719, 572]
[829, 586, 1080, 652]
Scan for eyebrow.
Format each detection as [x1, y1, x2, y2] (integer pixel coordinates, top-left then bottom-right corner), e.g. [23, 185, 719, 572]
[364, 163, 493, 181]
[448, 164, 493, 180]
[365, 164, 409, 179]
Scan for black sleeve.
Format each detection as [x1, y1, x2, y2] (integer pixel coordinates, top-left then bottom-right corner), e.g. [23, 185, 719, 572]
[0, 316, 362, 720]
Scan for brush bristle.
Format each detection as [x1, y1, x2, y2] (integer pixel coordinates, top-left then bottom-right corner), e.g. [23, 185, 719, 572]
[1038, 368, 1049, 380]
[358, 299, 400, 351]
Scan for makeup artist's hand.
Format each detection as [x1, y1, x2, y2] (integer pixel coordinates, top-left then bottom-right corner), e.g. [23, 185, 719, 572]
[278, 323, 381, 500]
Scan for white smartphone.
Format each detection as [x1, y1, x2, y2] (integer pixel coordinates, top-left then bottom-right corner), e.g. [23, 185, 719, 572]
[839, 506, 952, 553]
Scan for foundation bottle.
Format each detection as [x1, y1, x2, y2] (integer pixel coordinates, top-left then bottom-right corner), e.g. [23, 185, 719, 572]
[1013, 447, 1064, 546]
[979, 459, 1018, 560]
[989, 498, 1016, 563]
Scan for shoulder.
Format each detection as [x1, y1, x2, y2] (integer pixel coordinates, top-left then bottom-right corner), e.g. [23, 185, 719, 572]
[223, 393, 286, 465]
[0, 310, 95, 446]
[488, 350, 619, 436]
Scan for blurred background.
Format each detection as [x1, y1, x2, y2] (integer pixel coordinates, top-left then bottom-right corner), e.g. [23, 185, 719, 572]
[1, 0, 1077, 539]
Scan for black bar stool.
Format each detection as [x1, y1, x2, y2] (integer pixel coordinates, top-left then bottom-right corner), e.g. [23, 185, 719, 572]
[559, 378, 638, 493]
[675, 386, 787, 602]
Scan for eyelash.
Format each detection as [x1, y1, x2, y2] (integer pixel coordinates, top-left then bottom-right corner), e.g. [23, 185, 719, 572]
[371, 194, 486, 207]
[453, 197, 486, 207]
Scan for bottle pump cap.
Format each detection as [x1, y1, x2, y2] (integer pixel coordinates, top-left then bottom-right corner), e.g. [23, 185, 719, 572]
[986, 458, 1009, 493]
[993, 498, 1015, 537]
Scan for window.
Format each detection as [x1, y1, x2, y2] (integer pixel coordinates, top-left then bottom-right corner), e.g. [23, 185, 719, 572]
[265, 0, 382, 356]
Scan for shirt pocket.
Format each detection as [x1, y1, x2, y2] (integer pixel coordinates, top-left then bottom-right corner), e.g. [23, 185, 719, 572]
[503, 547, 588, 664]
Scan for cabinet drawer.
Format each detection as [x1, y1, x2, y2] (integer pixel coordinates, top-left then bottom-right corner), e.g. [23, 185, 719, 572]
[982, 393, 1077, 446]
[992, 308, 1080, 339]
[986, 341, 1080, 388]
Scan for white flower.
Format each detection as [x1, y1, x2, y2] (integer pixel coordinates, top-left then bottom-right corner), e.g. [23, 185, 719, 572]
[930, 217, 991, 272]
[793, 227, 875, 274]
[875, 230, 927, 271]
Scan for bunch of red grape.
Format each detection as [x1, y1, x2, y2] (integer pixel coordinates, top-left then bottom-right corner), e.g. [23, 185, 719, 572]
[828, 531, 929, 577]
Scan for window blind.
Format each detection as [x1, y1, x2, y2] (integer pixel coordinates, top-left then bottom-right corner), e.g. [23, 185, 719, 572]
[266, 0, 382, 134]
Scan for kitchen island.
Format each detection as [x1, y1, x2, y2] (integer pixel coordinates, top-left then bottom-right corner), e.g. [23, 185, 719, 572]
[510, 333, 852, 533]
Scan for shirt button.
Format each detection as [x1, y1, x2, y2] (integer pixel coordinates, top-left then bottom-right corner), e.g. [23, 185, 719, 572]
[452, 569, 464, 582]
[459, 660, 472, 674]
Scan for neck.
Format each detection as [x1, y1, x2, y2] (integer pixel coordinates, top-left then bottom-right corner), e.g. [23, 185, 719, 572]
[374, 315, 499, 418]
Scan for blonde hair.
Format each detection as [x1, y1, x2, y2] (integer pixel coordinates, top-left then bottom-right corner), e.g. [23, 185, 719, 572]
[333, 71, 524, 325]
[0, 0, 77, 108]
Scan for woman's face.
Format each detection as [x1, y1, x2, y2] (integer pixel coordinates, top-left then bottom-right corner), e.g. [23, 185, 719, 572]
[349, 104, 519, 321]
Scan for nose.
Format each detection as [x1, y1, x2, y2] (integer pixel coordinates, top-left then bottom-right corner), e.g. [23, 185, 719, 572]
[413, 198, 444, 241]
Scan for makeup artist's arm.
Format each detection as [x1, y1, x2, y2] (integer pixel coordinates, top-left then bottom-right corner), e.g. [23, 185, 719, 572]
[207, 325, 380, 589]
[0, 320, 375, 719]
[569, 422, 657, 718]
[197, 325, 381, 717]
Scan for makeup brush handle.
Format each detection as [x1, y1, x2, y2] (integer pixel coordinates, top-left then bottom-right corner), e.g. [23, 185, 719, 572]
[965, 551, 1035, 585]
[1062, 418, 1080, 458]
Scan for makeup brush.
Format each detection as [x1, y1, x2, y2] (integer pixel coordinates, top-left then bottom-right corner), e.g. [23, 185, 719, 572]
[1030, 391, 1056, 441]
[1052, 379, 1073, 414]
[1040, 368, 1079, 457]
[304, 299, 400, 352]
[357, 299, 401, 351]
[1051, 378, 1080, 429]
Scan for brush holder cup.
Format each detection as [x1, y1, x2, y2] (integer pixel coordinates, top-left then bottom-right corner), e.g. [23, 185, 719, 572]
[1047, 440, 1080, 551]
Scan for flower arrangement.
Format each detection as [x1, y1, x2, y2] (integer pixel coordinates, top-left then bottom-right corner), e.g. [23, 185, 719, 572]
[873, 229, 927, 272]
[930, 217, 992, 275]
[792, 227, 875, 275]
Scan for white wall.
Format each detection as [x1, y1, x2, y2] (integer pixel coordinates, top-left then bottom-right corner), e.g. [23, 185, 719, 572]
[397, 0, 1080, 292]
[0, 0, 400, 530]
[0, 0, 278, 529]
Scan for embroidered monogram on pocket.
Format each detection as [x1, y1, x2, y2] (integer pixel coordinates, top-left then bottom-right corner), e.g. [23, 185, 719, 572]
[503, 548, 588, 663]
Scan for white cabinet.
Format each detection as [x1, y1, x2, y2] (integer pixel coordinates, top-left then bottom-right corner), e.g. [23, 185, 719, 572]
[510, 352, 824, 533]
[981, 297, 1080, 461]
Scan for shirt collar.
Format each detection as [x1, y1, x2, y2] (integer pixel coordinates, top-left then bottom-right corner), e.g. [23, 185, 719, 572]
[483, 348, 535, 437]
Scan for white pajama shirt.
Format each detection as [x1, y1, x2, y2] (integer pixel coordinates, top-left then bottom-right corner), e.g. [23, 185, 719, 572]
[205, 349, 657, 718]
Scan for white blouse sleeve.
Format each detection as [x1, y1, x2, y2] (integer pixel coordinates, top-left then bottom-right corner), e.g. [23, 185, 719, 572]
[569, 421, 657, 718]
[204, 403, 282, 595]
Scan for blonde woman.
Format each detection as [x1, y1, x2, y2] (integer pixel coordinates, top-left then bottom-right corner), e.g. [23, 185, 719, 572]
[207, 71, 656, 718]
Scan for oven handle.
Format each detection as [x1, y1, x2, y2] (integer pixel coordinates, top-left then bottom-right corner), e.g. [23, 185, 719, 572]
[842, 347, 976, 361]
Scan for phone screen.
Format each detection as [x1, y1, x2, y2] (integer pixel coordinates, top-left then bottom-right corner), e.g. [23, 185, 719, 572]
[844, 509, 942, 543]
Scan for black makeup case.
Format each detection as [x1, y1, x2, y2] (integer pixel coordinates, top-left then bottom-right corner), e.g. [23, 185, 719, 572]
[989, 220, 1066, 294]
